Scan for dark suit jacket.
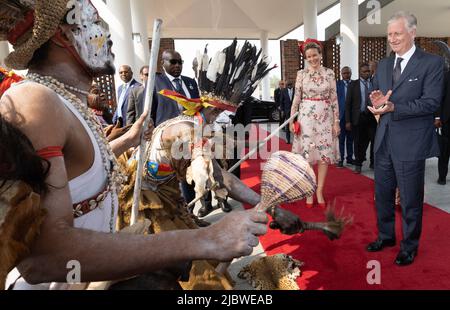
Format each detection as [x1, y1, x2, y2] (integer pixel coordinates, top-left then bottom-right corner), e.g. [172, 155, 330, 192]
[439, 71, 450, 124]
[373, 47, 444, 161]
[126, 85, 145, 124]
[152, 73, 200, 126]
[345, 79, 376, 126]
[113, 79, 141, 126]
[274, 87, 282, 106]
[280, 87, 295, 115]
[337, 80, 351, 123]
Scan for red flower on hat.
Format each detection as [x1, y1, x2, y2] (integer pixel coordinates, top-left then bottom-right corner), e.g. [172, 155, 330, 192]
[299, 38, 323, 55]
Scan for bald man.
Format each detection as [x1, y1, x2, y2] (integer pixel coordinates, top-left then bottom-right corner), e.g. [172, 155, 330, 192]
[151, 50, 200, 126]
[113, 65, 141, 126]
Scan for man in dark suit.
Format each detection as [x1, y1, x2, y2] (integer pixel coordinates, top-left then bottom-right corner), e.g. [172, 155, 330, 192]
[126, 66, 149, 124]
[274, 80, 285, 126]
[149, 50, 210, 216]
[113, 65, 141, 126]
[151, 50, 200, 126]
[366, 12, 445, 266]
[345, 63, 377, 174]
[436, 71, 450, 185]
[337, 66, 354, 167]
[280, 82, 295, 144]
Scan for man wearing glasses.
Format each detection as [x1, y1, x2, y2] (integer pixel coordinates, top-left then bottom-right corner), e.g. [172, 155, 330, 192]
[150, 50, 210, 216]
[152, 50, 200, 126]
[127, 66, 149, 124]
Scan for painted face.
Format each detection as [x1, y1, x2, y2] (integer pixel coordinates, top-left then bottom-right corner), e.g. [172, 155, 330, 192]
[64, 0, 115, 75]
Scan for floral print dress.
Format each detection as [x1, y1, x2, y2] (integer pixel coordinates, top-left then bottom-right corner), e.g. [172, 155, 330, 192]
[290, 67, 339, 164]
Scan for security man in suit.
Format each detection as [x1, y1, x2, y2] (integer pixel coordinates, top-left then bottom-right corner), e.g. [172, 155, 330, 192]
[151, 50, 200, 126]
[345, 63, 377, 173]
[436, 71, 450, 185]
[113, 65, 141, 126]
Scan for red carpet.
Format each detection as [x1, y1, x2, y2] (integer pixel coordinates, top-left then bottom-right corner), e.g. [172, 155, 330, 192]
[240, 124, 450, 290]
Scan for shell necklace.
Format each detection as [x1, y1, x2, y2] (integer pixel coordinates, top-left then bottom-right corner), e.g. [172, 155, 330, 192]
[27, 73, 125, 233]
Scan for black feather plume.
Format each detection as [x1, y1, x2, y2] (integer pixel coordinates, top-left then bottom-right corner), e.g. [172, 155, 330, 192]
[198, 38, 276, 107]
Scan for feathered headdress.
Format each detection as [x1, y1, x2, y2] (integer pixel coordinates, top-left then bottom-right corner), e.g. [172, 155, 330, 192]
[159, 39, 276, 116]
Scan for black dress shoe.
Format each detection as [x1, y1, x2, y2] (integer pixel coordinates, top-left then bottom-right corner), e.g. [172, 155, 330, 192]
[369, 163, 374, 170]
[197, 202, 214, 218]
[395, 250, 417, 266]
[366, 238, 396, 252]
[354, 166, 362, 174]
[437, 178, 446, 185]
[218, 199, 233, 213]
[337, 161, 344, 168]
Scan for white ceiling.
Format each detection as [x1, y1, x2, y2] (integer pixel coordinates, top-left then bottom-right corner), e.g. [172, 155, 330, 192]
[141, 0, 338, 39]
[139, 0, 450, 40]
[359, 0, 450, 37]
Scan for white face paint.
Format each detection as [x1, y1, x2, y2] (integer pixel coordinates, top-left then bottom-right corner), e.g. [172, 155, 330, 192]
[64, 0, 115, 75]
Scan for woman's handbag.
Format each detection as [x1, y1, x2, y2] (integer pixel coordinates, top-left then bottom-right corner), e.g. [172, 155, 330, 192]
[293, 121, 301, 135]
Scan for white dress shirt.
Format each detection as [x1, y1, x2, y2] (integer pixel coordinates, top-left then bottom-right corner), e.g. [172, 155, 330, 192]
[117, 81, 131, 118]
[165, 72, 192, 99]
[394, 44, 416, 74]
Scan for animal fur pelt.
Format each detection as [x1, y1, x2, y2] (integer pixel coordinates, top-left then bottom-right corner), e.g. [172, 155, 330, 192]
[238, 254, 303, 290]
[0, 180, 45, 290]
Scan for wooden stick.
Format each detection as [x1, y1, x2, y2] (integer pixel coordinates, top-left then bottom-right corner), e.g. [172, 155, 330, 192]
[187, 112, 299, 209]
[130, 19, 163, 225]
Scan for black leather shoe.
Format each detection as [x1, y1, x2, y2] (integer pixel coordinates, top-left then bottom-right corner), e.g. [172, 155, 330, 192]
[437, 178, 446, 185]
[395, 250, 417, 266]
[366, 238, 396, 252]
[369, 163, 374, 170]
[198, 202, 214, 218]
[354, 166, 362, 174]
[218, 199, 232, 213]
[337, 161, 344, 168]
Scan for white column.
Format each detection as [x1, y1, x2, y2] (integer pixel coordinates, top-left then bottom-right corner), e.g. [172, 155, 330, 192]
[0, 41, 10, 68]
[340, 0, 359, 78]
[303, 0, 318, 40]
[97, 0, 135, 85]
[260, 30, 271, 101]
[130, 0, 150, 75]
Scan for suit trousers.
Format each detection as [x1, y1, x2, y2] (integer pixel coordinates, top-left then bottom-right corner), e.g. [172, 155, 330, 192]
[375, 128, 425, 252]
[438, 122, 450, 181]
[281, 111, 291, 143]
[353, 112, 376, 167]
[339, 119, 354, 162]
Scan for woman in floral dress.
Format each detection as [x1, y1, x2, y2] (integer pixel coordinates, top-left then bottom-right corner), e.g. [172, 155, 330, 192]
[290, 39, 340, 207]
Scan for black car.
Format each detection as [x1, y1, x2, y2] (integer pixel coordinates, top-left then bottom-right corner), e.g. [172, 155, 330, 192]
[245, 96, 280, 122]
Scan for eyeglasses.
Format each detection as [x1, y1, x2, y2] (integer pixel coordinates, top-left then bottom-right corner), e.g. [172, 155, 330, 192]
[168, 59, 184, 65]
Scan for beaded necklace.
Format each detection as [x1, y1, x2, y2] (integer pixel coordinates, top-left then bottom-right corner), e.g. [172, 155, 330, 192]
[27, 73, 125, 233]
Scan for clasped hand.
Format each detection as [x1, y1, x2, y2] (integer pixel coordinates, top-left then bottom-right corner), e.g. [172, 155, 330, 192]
[368, 90, 394, 115]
